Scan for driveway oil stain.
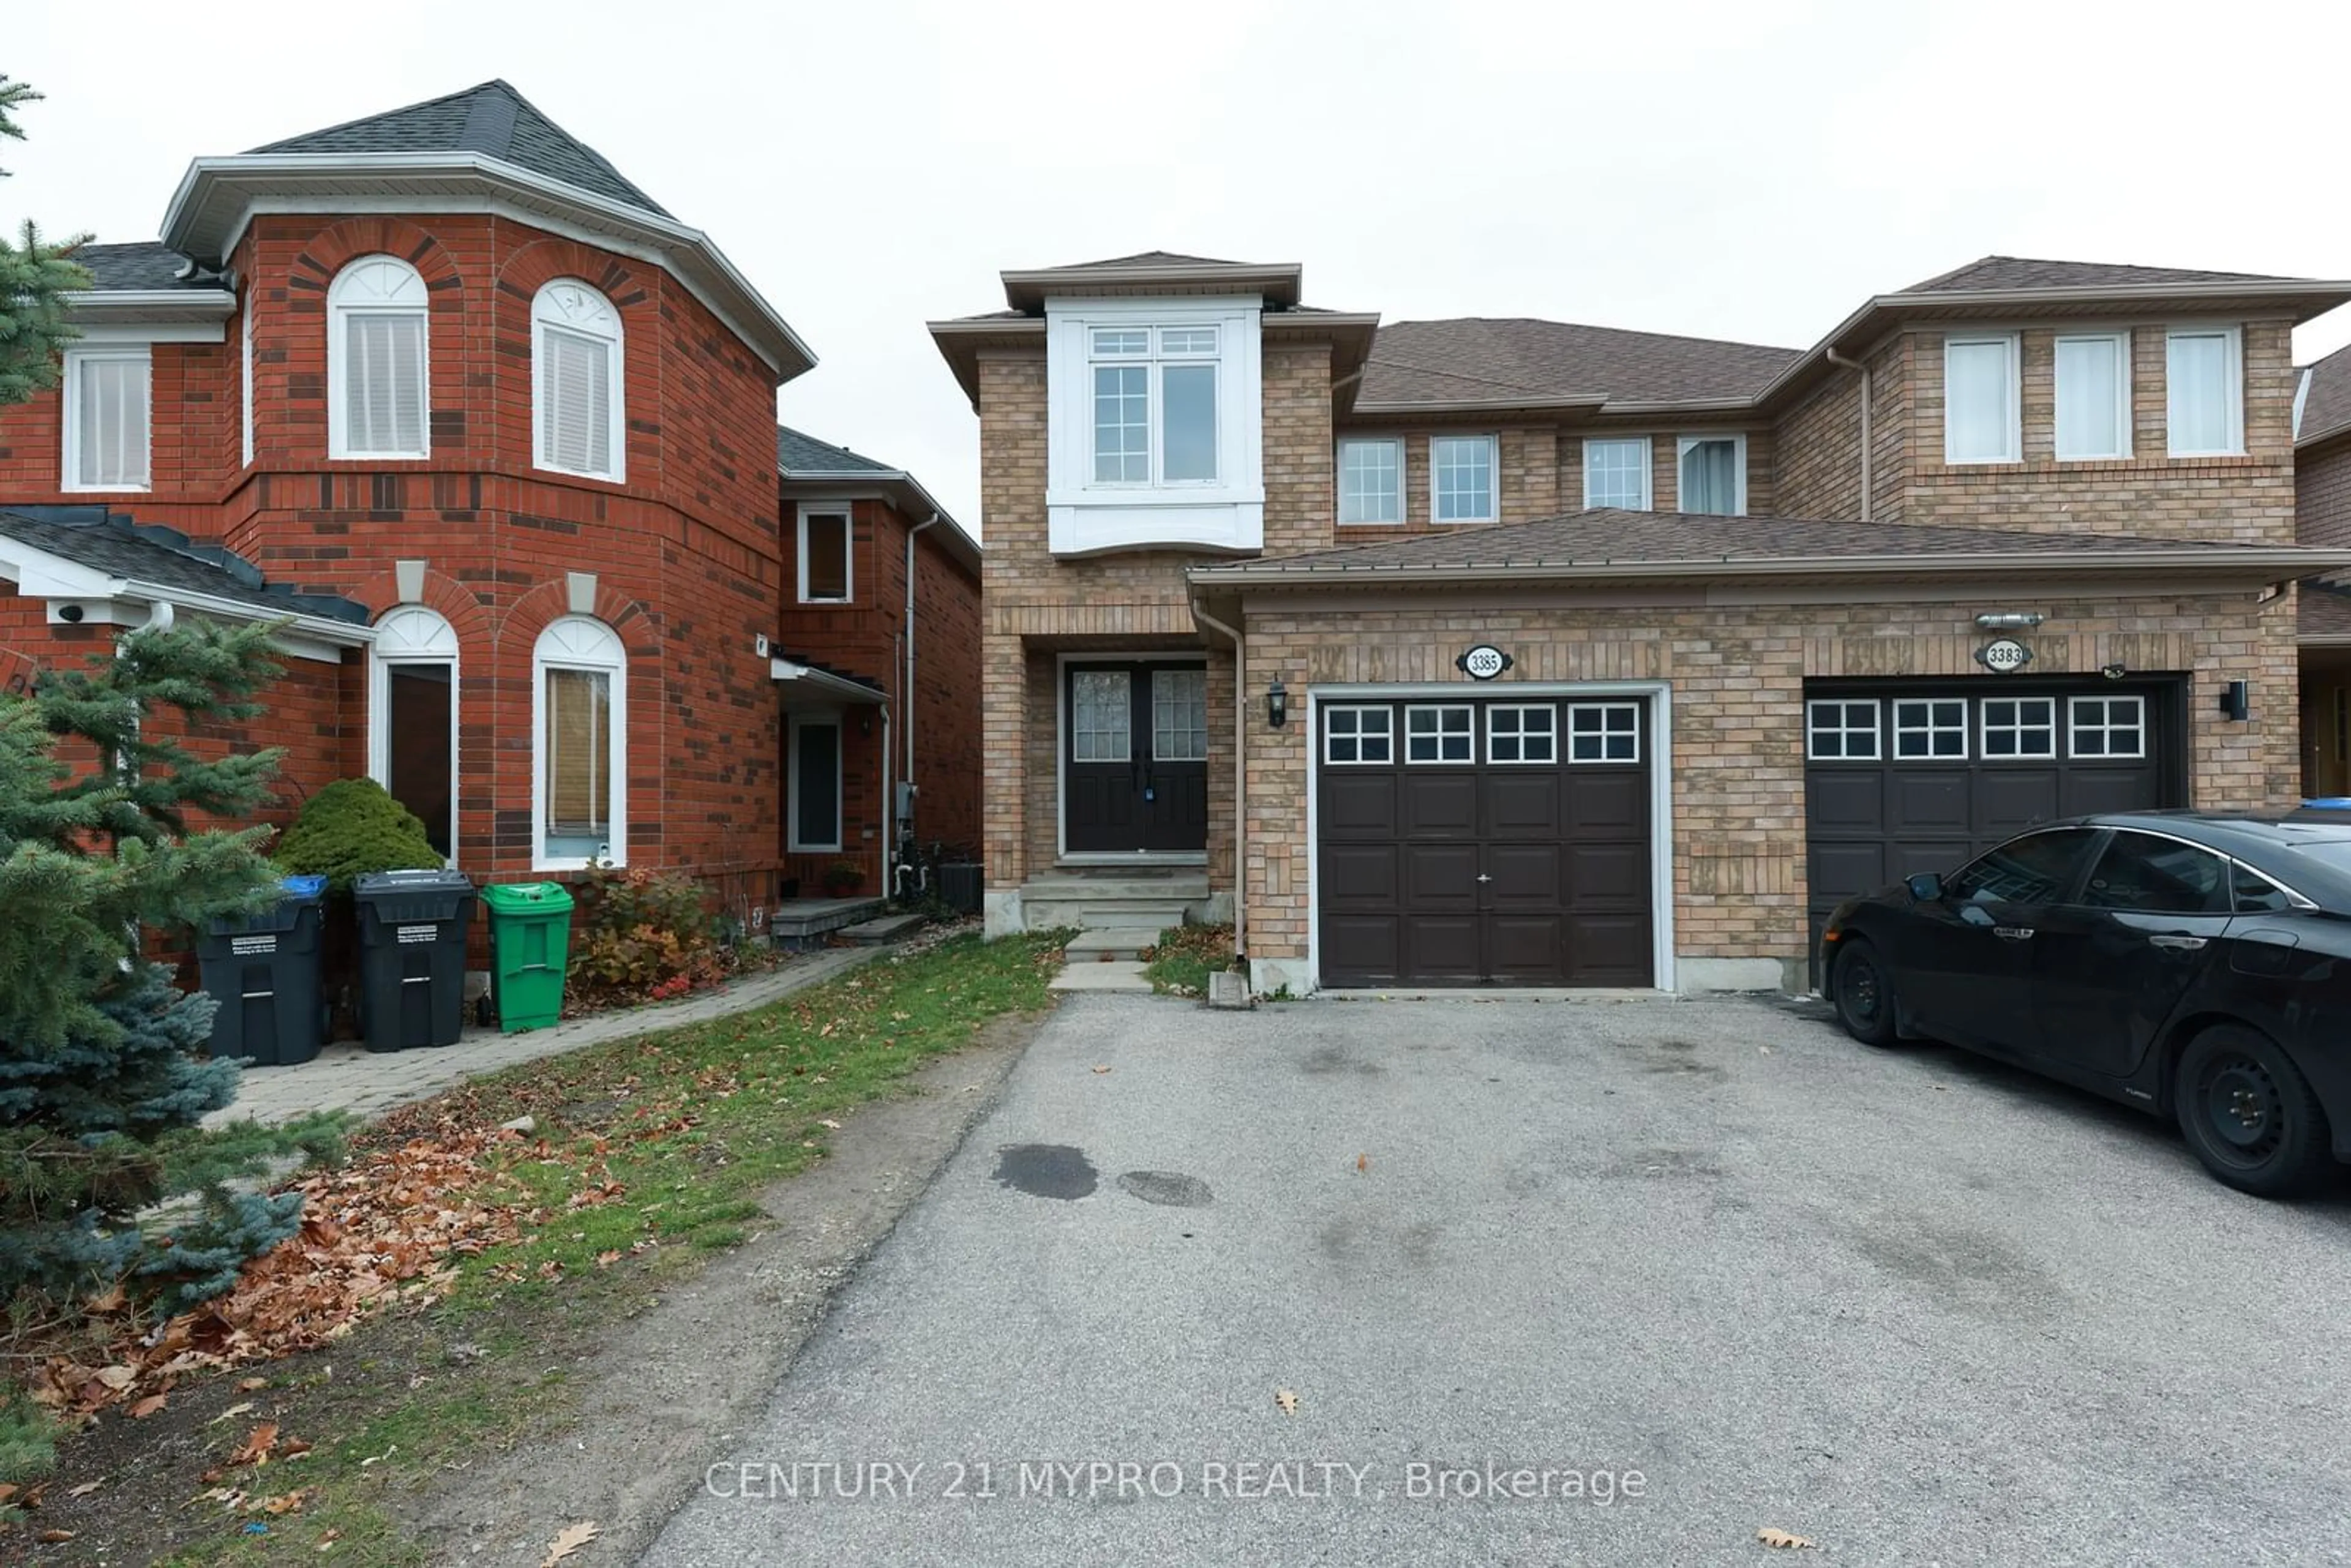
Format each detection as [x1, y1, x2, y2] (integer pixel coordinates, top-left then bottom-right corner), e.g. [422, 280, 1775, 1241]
[992, 1143, 1098, 1199]
[1302, 1045, 1384, 1077]
[1116, 1171, 1213, 1207]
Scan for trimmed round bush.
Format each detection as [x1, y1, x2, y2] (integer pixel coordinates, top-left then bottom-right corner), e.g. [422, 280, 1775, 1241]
[274, 778, 443, 894]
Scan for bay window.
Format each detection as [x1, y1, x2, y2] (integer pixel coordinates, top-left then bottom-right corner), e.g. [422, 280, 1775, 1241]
[1090, 324, 1220, 485]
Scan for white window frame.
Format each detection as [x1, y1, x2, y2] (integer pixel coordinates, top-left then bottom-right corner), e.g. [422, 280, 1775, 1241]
[367, 604, 460, 866]
[1337, 437, 1404, 525]
[787, 709, 846, 853]
[1567, 702, 1641, 763]
[531, 279, 626, 482]
[2165, 326, 2245, 458]
[1430, 435, 1499, 524]
[1943, 333, 2022, 465]
[1674, 433, 1747, 516]
[1979, 695, 2058, 760]
[2068, 694, 2147, 760]
[797, 503, 854, 604]
[1485, 703, 1558, 765]
[1324, 705, 1393, 765]
[531, 615, 627, 870]
[1892, 697, 1970, 760]
[1805, 699, 1880, 760]
[1150, 667, 1209, 763]
[1403, 703, 1474, 763]
[59, 345, 152, 493]
[1583, 437, 1652, 510]
[327, 255, 430, 460]
[2052, 331, 2131, 462]
[1082, 321, 1223, 489]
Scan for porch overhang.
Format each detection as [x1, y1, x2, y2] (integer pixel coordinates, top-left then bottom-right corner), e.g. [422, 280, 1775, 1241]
[770, 656, 886, 708]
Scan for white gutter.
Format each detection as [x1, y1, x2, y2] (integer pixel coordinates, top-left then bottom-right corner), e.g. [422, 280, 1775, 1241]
[769, 655, 887, 707]
[1825, 348, 1872, 522]
[61, 289, 236, 317]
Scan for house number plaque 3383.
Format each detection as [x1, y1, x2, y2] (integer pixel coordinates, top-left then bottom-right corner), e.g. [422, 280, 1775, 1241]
[1974, 637, 2034, 674]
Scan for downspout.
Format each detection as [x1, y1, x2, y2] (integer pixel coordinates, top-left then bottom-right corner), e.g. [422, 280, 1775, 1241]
[1189, 597, 1247, 968]
[1825, 348, 1872, 523]
[903, 514, 940, 878]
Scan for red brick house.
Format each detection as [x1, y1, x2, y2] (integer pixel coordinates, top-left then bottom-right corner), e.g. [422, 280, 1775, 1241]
[0, 81, 978, 926]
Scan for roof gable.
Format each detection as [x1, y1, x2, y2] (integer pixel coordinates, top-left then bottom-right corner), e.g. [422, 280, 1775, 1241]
[248, 79, 669, 217]
[776, 426, 898, 476]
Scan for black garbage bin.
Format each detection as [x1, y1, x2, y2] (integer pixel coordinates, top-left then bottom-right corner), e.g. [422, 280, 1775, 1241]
[194, 874, 329, 1067]
[353, 869, 477, 1052]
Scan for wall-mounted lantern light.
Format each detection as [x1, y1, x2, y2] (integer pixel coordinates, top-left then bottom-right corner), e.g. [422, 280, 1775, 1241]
[1267, 678, 1288, 729]
[2219, 680, 2251, 722]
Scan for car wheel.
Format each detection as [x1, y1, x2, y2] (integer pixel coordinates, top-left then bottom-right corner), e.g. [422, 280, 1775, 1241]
[1830, 938, 1901, 1048]
[2174, 1024, 2337, 1198]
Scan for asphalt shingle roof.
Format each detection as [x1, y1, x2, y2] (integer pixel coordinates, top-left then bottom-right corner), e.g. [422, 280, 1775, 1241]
[1903, 255, 2311, 293]
[0, 508, 367, 623]
[1199, 509, 2286, 577]
[776, 426, 898, 476]
[66, 241, 210, 293]
[1063, 251, 1252, 269]
[248, 80, 668, 219]
[2303, 582, 2351, 638]
[2301, 343, 2351, 447]
[1359, 320, 1800, 408]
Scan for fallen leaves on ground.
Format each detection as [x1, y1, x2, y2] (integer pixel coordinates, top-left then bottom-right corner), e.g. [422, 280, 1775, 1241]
[541, 1519, 601, 1565]
[230, 1422, 281, 1467]
[1757, 1526, 1817, 1549]
[1355, 1153, 1370, 1174]
[35, 1127, 530, 1423]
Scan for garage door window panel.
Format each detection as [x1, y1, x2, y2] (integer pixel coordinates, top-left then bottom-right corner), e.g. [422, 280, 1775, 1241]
[1325, 705, 1393, 765]
[1807, 699, 1879, 760]
[2079, 831, 2230, 915]
[1894, 699, 1969, 759]
[1568, 703, 1640, 763]
[1487, 705, 1556, 763]
[1405, 705, 1474, 763]
[2069, 696, 2145, 759]
[1980, 697, 2057, 759]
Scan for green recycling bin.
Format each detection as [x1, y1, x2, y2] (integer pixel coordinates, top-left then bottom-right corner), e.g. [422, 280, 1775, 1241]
[481, 881, 576, 1032]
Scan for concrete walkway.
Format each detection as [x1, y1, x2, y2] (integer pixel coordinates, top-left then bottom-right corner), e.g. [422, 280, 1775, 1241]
[209, 946, 888, 1128]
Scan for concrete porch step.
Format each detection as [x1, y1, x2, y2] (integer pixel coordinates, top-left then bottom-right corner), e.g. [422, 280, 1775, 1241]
[1063, 926, 1166, 962]
[1027, 872, 1211, 901]
[1025, 898, 1193, 931]
[838, 913, 928, 945]
[1049, 959, 1153, 994]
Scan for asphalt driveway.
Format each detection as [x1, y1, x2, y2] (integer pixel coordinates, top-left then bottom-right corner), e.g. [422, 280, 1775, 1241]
[648, 992, 2351, 1566]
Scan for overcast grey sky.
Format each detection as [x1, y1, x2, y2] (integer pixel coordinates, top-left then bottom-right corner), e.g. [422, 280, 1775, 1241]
[11, 0, 2351, 532]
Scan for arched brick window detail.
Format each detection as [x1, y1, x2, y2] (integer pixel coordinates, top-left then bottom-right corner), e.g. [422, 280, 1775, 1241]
[369, 605, 459, 860]
[328, 256, 430, 459]
[531, 279, 625, 481]
[533, 615, 628, 868]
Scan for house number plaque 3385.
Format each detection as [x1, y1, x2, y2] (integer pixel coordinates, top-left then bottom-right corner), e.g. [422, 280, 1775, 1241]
[1457, 645, 1513, 681]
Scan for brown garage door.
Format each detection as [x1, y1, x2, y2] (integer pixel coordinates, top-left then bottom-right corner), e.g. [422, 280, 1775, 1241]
[1803, 677, 2185, 980]
[1318, 696, 1653, 988]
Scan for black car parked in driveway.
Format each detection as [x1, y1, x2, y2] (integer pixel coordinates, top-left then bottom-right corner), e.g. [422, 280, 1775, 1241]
[1820, 812, 2351, 1197]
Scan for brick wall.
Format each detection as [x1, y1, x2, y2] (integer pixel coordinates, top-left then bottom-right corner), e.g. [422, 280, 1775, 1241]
[0, 211, 799, 907]
[1237, 585, 2298, 978]
[2298, 430, 2351, 548]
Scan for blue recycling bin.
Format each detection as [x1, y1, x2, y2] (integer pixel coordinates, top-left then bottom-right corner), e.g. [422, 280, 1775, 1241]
[194, 874, 329, 1067]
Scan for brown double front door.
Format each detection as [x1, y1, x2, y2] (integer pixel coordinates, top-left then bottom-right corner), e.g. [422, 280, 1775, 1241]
[1316, 695, 1655, 988]
[1064, 661, 1209, 855]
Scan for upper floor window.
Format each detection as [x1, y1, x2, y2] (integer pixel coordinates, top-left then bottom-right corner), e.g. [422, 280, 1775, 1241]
[1090, 324, 1218, 485]
[328, 256, 429, 459]
[533, 280, 626, 481]
[1338, 438, 1403, 525]
[2055, 332, 2131, 461]
[2167, 328, 2243, 457]
[1676, 435, 1744, 516]
[799, 505, 852, 602]
[1944, 334, 2020, 463]
[61, 347, 151, 492]
[1584, 437, 1650, 510]
[1431, 435, 1497, 523]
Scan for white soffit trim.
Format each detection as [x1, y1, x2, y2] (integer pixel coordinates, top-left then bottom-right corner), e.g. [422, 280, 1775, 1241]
[770, 656, 887, 706]
[159, 152, 816, 380]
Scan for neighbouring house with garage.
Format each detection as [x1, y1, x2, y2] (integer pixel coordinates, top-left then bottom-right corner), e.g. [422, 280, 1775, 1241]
[933, 251, 2351, 995]
[0, 80, 980, 928]
[2290, 344, 2351, 793]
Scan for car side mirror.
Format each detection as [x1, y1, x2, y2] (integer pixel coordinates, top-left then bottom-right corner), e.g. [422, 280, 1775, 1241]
[1906, 872, 1944, 902]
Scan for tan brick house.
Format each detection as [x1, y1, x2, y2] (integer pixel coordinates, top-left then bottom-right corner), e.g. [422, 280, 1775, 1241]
[932, 252, 2351, 994]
